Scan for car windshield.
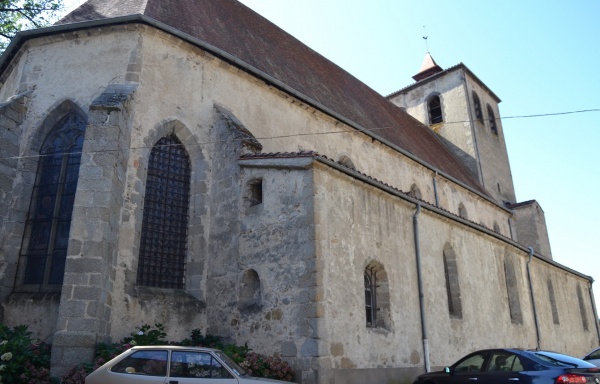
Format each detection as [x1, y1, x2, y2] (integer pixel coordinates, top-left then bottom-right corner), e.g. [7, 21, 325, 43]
[214, 350, 249, 377]
[533, 351, 594, 368]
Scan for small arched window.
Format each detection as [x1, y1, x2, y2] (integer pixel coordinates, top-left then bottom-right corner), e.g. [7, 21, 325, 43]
[364, 261, 391, 330]
[137, 134, 191, 289]
[472, 92, 483, 122]
[19, 111, 86, 290]
[410, 183, 422, 200]
[428, 95, 443, 125]
[458, 203, 468, 219]
[337, 154, 356, 170]
[239, 269, 262, 310]
[487, 104, 498, 134]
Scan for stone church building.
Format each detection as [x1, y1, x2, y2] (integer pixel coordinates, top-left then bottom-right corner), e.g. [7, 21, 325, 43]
[0, 1, 597, 383]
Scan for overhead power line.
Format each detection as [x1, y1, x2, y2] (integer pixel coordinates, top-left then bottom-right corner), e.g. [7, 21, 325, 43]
[0, 108, 598, 161]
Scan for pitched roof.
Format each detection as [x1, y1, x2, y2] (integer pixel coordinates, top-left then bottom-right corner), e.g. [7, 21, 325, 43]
[57, 0, 488, 196]
[412, 53, 443, 82]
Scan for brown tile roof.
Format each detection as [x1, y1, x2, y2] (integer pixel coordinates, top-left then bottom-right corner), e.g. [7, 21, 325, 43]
[57, 0, 488, 197]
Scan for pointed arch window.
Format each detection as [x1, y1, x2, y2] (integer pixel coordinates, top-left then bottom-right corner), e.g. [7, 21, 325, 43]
[18, 112, 86, 291]
[428, 95, 443, 125]
[137, 134, 191, 289]
[547, 279, 560, 325]
[443, 244, 463, 319]
[503, 256, 522, 324]
[487, 104, 498, 134]
[472, 92, 483, 122]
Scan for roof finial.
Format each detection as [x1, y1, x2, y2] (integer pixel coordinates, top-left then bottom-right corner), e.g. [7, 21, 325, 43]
[422, 26, 430, 53]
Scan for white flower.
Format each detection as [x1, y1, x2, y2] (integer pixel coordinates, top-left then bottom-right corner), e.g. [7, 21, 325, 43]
[137, 330, 144, 336]
[0, 353, 11, 362]
[130, 340, 137, 346]
[0, 341, 6, 346]
[0, 364, 5, 371]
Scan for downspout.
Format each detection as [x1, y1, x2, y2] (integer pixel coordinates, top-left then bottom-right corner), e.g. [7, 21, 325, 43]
[526, 247, 542, 350]
[413, 203, 431, 372]
[587, 280, 600, 344]
[432, 171, 439, 207]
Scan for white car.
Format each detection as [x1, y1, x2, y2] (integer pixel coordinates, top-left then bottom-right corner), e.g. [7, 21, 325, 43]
[85, 345, 289, 384]
[583, 347, 600, 366]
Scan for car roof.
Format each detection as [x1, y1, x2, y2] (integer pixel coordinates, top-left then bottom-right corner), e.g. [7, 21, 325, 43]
[129, 345, 220, 352]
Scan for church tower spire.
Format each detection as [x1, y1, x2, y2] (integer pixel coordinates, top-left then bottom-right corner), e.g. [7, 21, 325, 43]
[412, 52, 443, 82]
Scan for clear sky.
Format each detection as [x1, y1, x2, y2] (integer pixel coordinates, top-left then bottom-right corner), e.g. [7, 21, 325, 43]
[59, 1, 600, 318]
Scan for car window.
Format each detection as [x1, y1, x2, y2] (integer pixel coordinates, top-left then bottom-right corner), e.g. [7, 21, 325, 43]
[487, 353, 523, 372]
[588, 349, 600, 360]
[454, 352, 487, 373]
[112, 350, 168, 376]
[170, 351, 233, 379]
[533, 352, 594, 368]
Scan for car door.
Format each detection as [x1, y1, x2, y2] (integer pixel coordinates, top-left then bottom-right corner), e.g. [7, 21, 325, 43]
[166, 351, 238, 384]
[109, 349, 170, 384]
[447, 351, 490, 384]
[476, 352, 532, 384]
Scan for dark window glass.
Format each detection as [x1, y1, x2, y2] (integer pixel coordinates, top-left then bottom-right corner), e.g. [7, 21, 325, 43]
[428, 96, 443, 124]
[170, 351, 233, 379]
[487, 104, 498, 134]
[137, 134, 190, 289]
[19, 112, 86, 290]
[472, 92, 483, 122]
[112, 350, 168, 376]
[364, 273, 375, 327]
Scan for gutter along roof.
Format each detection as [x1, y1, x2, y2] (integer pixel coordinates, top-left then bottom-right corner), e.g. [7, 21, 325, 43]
[3, 0, 489, 198]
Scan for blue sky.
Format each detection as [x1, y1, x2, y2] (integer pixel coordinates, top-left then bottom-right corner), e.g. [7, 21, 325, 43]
[60, 1, 600, 317]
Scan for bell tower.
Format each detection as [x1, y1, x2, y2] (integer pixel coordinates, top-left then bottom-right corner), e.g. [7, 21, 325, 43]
[387, 54, 516, 205]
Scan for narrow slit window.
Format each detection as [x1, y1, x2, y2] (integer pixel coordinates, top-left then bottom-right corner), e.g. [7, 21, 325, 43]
[487, 104, 498, 134]
[249, 179, 263, 207]
[472, 92, 483, 122]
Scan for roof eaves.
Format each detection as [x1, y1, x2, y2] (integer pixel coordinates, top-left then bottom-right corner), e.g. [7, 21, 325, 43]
[387, 63, 502, 103]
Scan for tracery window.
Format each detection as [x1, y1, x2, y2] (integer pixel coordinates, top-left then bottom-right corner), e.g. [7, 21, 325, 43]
[428, 95, 443, 125]
[18, 112, 86, 291]
[137, 134, 191, 289]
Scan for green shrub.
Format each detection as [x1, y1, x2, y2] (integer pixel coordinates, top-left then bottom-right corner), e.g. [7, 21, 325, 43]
[0, 324, 57, 384]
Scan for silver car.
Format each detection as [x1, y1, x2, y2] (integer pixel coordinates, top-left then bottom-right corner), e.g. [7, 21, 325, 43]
[85, 345, 289, 384]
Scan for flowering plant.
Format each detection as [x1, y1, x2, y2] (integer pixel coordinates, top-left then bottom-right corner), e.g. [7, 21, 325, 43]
[0, 324, 55, 384]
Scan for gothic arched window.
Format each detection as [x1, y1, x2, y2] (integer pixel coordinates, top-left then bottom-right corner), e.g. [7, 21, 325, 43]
[428, 95, 443, 125]
[19, 112, 86, 290]
[487, 104, 498, 134]
[137, 134, 191, 289]
[472, 92, 483, 122]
